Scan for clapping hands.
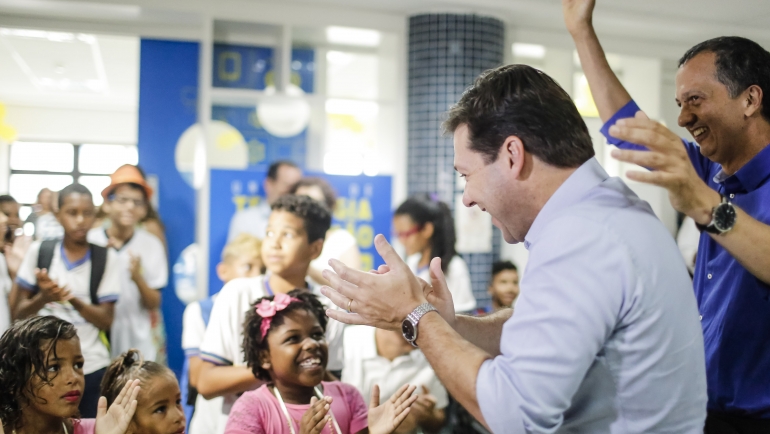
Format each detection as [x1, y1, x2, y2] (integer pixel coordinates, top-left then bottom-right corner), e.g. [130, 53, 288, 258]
[367, 384, 418, 434]
[95, 379, 140, 434]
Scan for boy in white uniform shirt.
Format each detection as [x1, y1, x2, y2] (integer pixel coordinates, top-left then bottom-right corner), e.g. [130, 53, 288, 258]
[182, 233, 263, 434]
[87, 164, 168, 361]
[12, 183, 121, 418]
[198, 195, 343, 434]
[343, 326, 448, 433]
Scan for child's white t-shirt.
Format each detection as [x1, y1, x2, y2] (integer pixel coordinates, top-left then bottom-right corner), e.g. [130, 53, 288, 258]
[182, 296, 225, 434]
[199, 275, 345, 431]
[87, 228, 168, 360]
[0, 255, 13, 335]
[408, 254, 477, 312]
[16, 241, 121, 374]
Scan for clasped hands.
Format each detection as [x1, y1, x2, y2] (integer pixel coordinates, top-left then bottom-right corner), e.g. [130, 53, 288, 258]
[320, 234, 456, 331]
[35, 268, 72, 303]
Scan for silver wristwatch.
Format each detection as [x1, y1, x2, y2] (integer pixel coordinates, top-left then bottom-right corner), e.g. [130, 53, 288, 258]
[401, 303, 437, 347]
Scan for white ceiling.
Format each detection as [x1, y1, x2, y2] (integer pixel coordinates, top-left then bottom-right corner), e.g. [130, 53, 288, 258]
[0, 29, 138, 110]
[0, 0, 768, 111]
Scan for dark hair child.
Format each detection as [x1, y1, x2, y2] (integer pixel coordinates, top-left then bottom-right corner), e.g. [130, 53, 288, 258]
[0, 316, 138, 434]
[100, 349, 185, 434]
[223, 290, 416, 434]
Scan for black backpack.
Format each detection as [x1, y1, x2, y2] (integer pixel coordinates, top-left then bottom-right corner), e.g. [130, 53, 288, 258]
[37, 239, 108, 306]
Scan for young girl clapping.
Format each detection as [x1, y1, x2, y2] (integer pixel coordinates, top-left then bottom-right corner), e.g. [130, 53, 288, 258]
[0, 316, 139, 434]
[99, 350, 185, 434]
[225, 290, 416, 434]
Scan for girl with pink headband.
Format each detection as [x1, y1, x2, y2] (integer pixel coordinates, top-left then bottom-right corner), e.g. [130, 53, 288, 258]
[224, 290, 417, 434]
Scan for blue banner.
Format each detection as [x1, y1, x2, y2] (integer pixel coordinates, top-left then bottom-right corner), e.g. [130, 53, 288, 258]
[208, 169, 392, 294]
[212, 44, 315, 93]
[211, 105, 307, 171]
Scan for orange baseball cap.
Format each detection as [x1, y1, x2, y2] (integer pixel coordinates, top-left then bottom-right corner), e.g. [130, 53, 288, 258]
[101, 164, 154, 200]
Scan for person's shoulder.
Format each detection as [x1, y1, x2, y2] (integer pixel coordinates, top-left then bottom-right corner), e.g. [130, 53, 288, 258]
[217, 276, 265, 302]
[183, 300, 202, 320]
[327, 228, 356, 245]
[86, 228, 106, 245]
[447, 255, 469, 273]
[134, 227, 164, 248]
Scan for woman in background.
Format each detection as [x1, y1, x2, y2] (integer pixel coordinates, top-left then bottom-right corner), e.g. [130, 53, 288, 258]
[393, 194, 476, 312]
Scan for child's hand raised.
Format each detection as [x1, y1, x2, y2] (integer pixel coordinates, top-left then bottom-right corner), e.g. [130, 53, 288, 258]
[367, 384, 418, 434]
[300, 396, 333, 434]
[95, 379, 140, 434]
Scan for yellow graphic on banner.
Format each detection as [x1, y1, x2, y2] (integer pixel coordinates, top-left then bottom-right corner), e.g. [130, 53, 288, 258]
[0, 103, 17, 143]
[218, 51, 242, 82]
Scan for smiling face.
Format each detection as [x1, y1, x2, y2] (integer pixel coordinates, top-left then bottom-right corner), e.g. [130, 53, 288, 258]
[128, 372, 185, 434]
[392, 214, 432, 257]
[261, 309, 328, 398]
[675, 51, 750, 166]
[107, 184, 147, 229]
[262, 210, 322, 278]
[56, 193, 95, 244]
[26, 337, 85, 420]
[489, 269, 520, 308]
[454, 124, 529, 244]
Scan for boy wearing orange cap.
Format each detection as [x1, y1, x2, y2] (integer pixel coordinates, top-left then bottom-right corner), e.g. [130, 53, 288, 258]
[87, 164, 169, 361]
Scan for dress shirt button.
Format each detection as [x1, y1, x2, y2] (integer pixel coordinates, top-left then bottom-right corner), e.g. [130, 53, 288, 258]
[729, 194, 735, 199]
[707, 273, 713, 279]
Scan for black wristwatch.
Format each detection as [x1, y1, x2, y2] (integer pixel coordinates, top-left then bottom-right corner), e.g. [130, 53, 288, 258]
[696, 195, 737, 235]
[401, 303, 437, 348]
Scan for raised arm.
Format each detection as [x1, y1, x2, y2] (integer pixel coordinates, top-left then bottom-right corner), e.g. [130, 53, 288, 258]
[196, 362, 261, 399]
[563, 0, 632, 122]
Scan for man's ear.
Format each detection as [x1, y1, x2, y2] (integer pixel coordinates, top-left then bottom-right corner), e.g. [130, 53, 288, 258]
[309, 238, 324, 260]
[501, 135, 526, 178]
[744, 84, 764, 118]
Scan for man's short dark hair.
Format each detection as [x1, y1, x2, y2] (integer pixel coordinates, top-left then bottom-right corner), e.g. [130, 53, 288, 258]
[491, 260, 518, 278]
[58, 184, 93, 208]
[679, 36, 770, 122]
[267, 160, 299, 181]
[444, 64, 595, 168]
[0, 195, 17, 206]
[271, 194, 331, 243]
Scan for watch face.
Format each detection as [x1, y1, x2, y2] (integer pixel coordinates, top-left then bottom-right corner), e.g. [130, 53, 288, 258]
[402, 320, 416, 342]
[714, 203, 737, 231]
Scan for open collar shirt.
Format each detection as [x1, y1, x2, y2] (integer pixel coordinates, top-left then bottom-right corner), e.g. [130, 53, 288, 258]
[602, 100, 770, 417]
[476, 157, 706, 433]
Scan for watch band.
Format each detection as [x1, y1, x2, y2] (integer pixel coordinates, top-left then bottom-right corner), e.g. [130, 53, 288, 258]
[404, 303, 437, 347]
[696, 195, 733, 235]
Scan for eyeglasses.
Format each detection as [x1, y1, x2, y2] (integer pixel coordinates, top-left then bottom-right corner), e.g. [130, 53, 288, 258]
[110, 195, 147, 208]
[394, 226, 422, 239]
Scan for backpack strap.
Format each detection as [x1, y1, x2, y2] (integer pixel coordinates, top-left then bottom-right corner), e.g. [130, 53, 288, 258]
[89, 244, 108, 305]
[35, 239, 58, 291]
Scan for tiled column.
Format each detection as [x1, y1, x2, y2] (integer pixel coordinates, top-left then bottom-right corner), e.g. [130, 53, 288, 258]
[407, 14, 504, 306]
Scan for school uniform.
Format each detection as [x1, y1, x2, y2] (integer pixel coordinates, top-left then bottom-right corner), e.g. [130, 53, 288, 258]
[88, 228, 168, 360]
[16, 240, 121, 417]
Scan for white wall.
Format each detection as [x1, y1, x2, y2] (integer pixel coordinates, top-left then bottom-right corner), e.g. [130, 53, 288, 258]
[5, 104, 137, 144]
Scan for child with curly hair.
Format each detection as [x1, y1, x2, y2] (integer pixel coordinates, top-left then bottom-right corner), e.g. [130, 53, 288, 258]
[99, 349, 185, 434]
[225, 290, 416, 434]
[0, 316, 139, 434]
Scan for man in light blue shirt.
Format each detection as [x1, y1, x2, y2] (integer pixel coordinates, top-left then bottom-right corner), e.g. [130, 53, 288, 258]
[320, 64, 707, 433]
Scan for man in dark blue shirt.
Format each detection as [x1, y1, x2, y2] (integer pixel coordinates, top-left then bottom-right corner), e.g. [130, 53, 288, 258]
[564, 1, 770, 432]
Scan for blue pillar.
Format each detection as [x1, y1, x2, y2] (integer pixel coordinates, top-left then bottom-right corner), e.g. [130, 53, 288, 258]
[138, 39, 199, 377]
[407, 14, 504, 305]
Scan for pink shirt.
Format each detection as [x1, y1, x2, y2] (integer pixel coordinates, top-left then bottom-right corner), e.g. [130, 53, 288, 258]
[224, 381, 368, 434]
[73, 419, 95, 434]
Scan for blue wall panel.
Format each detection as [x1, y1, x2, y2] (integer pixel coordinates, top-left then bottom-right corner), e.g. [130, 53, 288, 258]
[138, 39, 199, 378]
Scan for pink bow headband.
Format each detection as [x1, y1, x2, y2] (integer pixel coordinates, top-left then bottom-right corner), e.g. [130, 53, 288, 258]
[257, 293, 300, 340]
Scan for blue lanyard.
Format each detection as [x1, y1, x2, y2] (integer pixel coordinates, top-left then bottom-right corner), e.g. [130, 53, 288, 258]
[264, 278, 274, 296]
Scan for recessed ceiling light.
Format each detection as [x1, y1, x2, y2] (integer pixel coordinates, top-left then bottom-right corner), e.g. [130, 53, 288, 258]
[512, 43, 546, 59]
[326, 26, 381, 47]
